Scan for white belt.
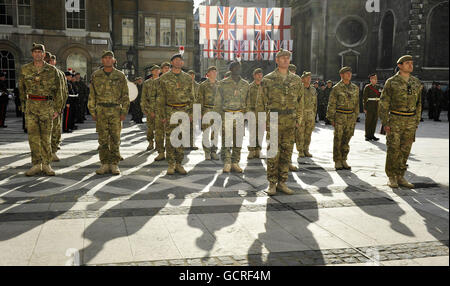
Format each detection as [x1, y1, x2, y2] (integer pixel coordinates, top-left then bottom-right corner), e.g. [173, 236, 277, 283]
[68, 94, 79, 98]
[367, 98, 380, 101]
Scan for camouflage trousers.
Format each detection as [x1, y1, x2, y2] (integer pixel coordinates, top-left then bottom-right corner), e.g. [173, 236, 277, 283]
[267, 114, 296, 184]
[333, 113, 356, 162]
[145, 112, 156, 143]
[385, 116, 417, 178]
[296, 110, 316, 153]
[221, 119, 243, 164]
[248, 110, 261, 152]
[96, 106, 122, 165]
[165, 106, 189, 166]
[155, 112, 166, 154]
[51, 114, 62, 153]
[202, 108, 218, 155]
[26, 101, 54, 165]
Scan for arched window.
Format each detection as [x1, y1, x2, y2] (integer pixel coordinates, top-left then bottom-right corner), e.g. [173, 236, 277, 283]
[426, 1, 449, 67]
[0, 50, 15, 89]
[379, 11, 394, 69]
[66, 53, 87, 78]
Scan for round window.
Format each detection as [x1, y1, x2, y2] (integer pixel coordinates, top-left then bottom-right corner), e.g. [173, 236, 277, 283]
[336, 16, 367, 47]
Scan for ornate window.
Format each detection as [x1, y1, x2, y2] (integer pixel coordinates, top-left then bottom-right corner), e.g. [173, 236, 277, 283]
[0, 0, 14, 25]
[122, 18, 134, 46]
[160, 18, 171, 47]
[145, 17, 156, 46]
[0, 50, 16, 89]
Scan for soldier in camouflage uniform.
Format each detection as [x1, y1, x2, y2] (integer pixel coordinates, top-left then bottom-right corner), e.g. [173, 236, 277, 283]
[296, 71, 317, 159]
[247, 68, 263, 160]
[257, 49, 304, 196]
[141, 65, 161, 151]
[379, 55, 422, 189]
[157, 54, 194, 175]
[153, 62, 171, 161]
[216, 61, 249, 173]
[88, 51, 130, 176]
[326, 67, 359, 171]
[363, 73, 381, 141]
[45, 52, 68, 162]
[188, 70, 200, 151]
[199, 66, 220, 161]
[19, 43, 64, 176]
[288, 64, 297, 75]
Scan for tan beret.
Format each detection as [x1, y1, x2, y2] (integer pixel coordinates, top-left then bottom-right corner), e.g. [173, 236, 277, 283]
[397, 55, 413, 64]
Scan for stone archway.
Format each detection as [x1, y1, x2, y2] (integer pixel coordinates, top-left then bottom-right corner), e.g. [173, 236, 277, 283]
[57, 44, 92, 79]
[378, 10, 395, 69]
[425, 1, 449, 67]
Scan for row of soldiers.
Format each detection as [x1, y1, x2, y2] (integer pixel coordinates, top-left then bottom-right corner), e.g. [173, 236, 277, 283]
[19, 42, 421, 195]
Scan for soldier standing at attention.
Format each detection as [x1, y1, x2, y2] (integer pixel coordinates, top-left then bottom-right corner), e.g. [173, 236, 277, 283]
[88, 51, 130, 176]
[257, 49, 304, 196]
[157, 54, 194, 175]
[326, 67, 359, 171]
[199, 66, 220, 161]
[215, 61, 249, 174]
[153, 62, 171, 161]
[19, 43, 64, 176]
[247, 68, 264, 160]
[188, 70, 200, 151]
[297, 71, 317, 159]
[141, 65, 161, 151]
[379, 55, 422, 189]
[363, 73, 381, 141]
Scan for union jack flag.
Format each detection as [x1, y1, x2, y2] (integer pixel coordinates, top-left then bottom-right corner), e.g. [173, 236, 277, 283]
[213, 40, 225, 60]
[217, 6, 237, 41]
[254, 8, 273, 41]
[233, 40, 245, 60]
[254, 40, 264, 61]
[202, 40, 214, 59]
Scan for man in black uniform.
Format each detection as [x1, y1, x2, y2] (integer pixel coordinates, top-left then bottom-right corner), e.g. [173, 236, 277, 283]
[74, 72, 88, 123]
[63, 71, 76, 133]
[0, 71, 9, 128]
[430, 82, 444, 122]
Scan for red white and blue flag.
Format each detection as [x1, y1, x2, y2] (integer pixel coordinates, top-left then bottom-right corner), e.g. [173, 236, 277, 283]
[217, 6, 237, 41]
[254, 8, 273, 41]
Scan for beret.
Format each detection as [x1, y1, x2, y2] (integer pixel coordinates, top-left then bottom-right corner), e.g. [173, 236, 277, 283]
[368, 73, 377, 78]
[207, 66, 217, 73]
[253, 68, 263, 75]
[289, 64, 297, 71]
[161, 62, 171, 68]
[229, 61, 241, 71]
[326, 80, 333, 84]
[276, 49, 291, 59]
[102, 50, 115, 58]
[64, 71, 73, 76]
[301, 71, 312, 79]
[170, 54, 183, 61]
[150, 65, 161, 71]
[187, 70, 195, 75]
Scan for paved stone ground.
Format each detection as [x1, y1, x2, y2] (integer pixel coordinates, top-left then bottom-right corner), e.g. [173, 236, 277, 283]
[0, 112, 448, 266]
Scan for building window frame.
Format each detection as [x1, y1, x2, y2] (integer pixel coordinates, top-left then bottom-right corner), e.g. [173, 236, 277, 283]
[65, 0, 87, 30]
[160, 17, 172, 47]
[144, 16, 157, 47]
[0, 0, 15, 26]
[175, 18, 186, 47]
[17, 0, 31, 27]
[122, 17, 134, 46]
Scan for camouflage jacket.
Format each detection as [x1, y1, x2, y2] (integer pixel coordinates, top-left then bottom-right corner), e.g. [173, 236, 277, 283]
[379, 72, 422, 126]
[248, 81, 263, 111]
[141, 78, 156, 113]
[303, 85, 318, 113]
[193, 81, 200, 103]
[363, 84, 382, 110]
[326, 80, 360, 123]
[157, 71, 194, 119]
[87, 68, 130, 116]
[18, 61, 64, 113]
[257, 69, 304, 123]
[199, 79, 220, 114]
[215, 76, 250, 116]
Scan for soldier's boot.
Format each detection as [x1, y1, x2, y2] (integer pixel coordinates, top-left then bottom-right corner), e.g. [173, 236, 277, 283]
[110, 165, 121, 176]
[304, 150, 313, 158]
[52, 153, 60, 162]
[335, 161, 344, 170]
[277, 182, 295, 195]
[223, 164, 231, 173]
[155, 152, 165, 161]
[205, 153, 212, 161]
[42, 165, 56, 176]
[255, 149, 261, 159]
[146, 141, 154, 151]
[342, 161, 352, 170]
[247, 151, 256, 160]
[167, 164, 176, 175]
[388, 177, 399, 188]
[25, 164, 42, 177]
[120, 156, 124, 161]
[231, 163, 243, 173]
[289, 164, 299, 172]
[397, 176, 414, 189]
[96, 164, 110, 175]
[298, 151, 305, 159]
[190, 147, 199, 151]
[211, 152, 220, 161]
[266, 183, 277, 196]
[175, 164, 188, 175]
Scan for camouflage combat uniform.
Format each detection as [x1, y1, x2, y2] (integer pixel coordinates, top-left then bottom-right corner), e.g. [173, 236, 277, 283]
[199, 78, 220, 157]
[379, 72, 422, 180]
[19, 62, 64, 168]
[248, 80, 263, 154]
[88, 68, 129, 166]
[215, 76, 249, 166]
[141, 78, 156, 148]
[153, 78, 166, 155]
[296, 85, 317, 156]
[157, 71, 194, 168]
[326, 80, 359, 166]
[257, 69, 304, 185]
[51, 68, 68, 155]
[190, 80, 200, 148]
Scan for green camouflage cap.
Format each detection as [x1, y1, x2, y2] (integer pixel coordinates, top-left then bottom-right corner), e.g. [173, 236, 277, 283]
[187, 70, 195, 75]
[301, 71, 312, 79]
[289, 64, 297, 72]
[339, 66, 352, 74]
[150, 65, 161, 71]
[397, 55, 413, 64]
[253, 68, 263, 75]
[207, 66, 217, 73]
[102, 50, 115, 58]
[276, 49, 291, 59]
[31, 43, 45, 53]
[161, 62, 171, 68]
